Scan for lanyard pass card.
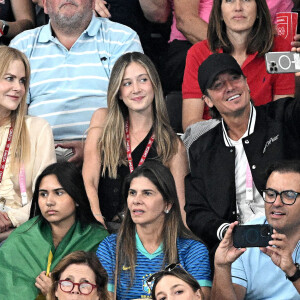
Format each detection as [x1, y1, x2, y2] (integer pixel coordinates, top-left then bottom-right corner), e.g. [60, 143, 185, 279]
[0, 127, 13, 183]
[125, 119, 155, 173]
[246, 163, 254, 213]
[19, 163, 27, 206]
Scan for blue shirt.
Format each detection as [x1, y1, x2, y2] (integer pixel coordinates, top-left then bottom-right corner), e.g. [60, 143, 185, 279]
[97, 233, 212, 299]
[10, 16, 143, 140]
[232, 217, 300, 300]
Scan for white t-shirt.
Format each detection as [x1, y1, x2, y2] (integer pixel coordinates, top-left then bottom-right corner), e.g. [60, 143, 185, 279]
[222, 104, 265, 224]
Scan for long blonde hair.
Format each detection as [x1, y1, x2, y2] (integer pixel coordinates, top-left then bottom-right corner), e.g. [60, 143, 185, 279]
[0, 46, 31, 171]
[100, 52, 178, 178]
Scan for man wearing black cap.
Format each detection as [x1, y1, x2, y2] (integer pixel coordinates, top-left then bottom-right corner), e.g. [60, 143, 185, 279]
[185, 53, 300, 254]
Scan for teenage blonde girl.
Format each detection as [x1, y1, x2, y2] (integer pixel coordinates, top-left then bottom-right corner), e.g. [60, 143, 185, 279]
[83, 52, 189, 227]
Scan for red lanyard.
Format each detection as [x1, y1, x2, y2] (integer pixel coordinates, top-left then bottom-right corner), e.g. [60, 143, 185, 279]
[0, 127, 13, 183]
[125, 119, 155, 173]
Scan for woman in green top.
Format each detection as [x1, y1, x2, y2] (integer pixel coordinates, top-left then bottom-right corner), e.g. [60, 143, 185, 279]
[0, 162, 108, 299]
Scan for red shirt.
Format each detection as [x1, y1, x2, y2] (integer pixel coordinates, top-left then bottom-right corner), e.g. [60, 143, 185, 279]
[182, 36, 295, 120]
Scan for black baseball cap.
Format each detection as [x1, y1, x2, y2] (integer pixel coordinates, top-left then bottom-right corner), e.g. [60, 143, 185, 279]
[198, 53, 244, 93]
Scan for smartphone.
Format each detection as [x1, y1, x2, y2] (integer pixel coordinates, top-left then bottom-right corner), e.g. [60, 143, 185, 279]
[265, 51, 300, 73]
[233, 224, 273, 248]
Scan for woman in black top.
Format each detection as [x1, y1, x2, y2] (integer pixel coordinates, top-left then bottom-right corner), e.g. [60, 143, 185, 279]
[83, 52, 188, 227]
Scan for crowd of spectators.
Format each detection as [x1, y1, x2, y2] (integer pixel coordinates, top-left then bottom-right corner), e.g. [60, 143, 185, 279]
[0, 0, 300, 299]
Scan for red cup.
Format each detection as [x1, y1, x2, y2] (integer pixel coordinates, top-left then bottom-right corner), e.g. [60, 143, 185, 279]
[276, 12, 298, 45]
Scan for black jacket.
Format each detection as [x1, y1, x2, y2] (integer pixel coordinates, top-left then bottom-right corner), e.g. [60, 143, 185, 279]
[185, 97, 300, 250]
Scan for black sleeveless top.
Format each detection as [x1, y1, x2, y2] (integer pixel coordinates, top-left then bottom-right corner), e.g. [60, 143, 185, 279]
[98, 130, 158, 221]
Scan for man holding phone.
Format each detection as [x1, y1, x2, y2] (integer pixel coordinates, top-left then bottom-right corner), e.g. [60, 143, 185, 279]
[185, 53, 300, 255]
[211, 161, 300, 300]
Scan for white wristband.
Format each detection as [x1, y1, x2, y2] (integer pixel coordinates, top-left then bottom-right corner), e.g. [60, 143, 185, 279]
[217, 223, 230, 240]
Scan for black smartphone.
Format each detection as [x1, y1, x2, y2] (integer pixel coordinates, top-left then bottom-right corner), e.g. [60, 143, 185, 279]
[265, 51, 300, 73]
[233, 224, 273, 248]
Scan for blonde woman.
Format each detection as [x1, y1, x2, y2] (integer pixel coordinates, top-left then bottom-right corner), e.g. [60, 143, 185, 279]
[83, 52, 189, 227]
[0, 46, 55, 241]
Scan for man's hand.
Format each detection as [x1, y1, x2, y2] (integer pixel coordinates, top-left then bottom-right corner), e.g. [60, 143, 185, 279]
[291, 34, 300, 76]
[94, 0, 111, 18]
[55, 141, 84, 167]
[260, 230, 296, 277]
[35, 271, 52, 296]
[215, 221, 246, 267]
[291, 34, 300, 51]
[0, 211, 13, 233]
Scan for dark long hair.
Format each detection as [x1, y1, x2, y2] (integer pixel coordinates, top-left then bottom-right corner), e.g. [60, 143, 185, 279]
[114, 161, 197, 293]
[30, 162, 98, 227]
[48, 251, 110, 300]
[208, 0, 273, 55]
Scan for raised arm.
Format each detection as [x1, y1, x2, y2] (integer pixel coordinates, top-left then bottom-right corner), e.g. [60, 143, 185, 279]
[3, 0, 35, 39]
[82, 108, 108, 227]
[168, 138, 189, 226]
[211, 222, 246, 300]
[174, 0, 208, 44]
[260, 230, 300, 294]
[139, 0, 171, 23]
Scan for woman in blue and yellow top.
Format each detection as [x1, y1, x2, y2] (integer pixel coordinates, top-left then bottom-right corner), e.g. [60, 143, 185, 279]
[97, 161, 212, 300]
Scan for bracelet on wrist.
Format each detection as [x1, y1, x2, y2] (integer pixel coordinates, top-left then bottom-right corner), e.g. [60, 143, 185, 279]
[286, 263, 300, 282]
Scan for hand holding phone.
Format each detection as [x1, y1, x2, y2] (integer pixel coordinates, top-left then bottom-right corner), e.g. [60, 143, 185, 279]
[214, 221, 246, 267]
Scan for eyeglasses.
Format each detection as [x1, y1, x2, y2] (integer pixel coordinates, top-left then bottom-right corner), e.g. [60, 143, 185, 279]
[58, 280, 97, 295]
[262, 188, 300, 205]
[146, 263, 188, 290]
